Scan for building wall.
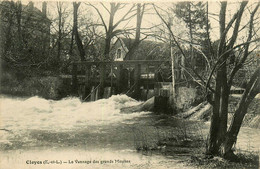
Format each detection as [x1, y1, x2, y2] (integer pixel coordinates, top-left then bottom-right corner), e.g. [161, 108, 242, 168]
[110, 39, 128, 61]
[110, 38, 170, 78]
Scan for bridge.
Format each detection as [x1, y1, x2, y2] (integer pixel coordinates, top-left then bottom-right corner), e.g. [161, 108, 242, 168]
[60, 60, 199, 113]
[68, 60, 173, 99]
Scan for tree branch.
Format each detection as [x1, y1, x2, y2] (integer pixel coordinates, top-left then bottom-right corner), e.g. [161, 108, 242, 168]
[206, 2, 215, 58]
[206, 38, 260, 90]
[180, 65, 215, 93]
[87, 3, 108, 33]
[217, 1, 227, 56]
[228, 3, 259, 87]
[227, 1, 248, 49]
[100, 2, 110, 14]
[113, 4, 136, 29]
[192, 45, 212, 70]
[153, 4, 215, 93]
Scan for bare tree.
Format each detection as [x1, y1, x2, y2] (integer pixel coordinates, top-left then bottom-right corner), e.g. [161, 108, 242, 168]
[125, 3, 146, 59]
[221, 66, 260, 159]
[89, 2, 136, 95]
[205, 2, 259, 158]
[49, 2, 71, 65]
[14, 1, 22, 50]
[56, 2, 64, 62]
[73, 2, 85, 61]
[89, 2, 136, 59]
[155, 1, 260, 159]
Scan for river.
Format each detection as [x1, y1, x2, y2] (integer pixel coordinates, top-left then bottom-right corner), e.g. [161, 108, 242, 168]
[0, 95, 259, 169]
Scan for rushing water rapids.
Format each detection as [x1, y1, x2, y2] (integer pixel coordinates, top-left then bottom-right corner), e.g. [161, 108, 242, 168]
[0, 95, 193, 169]
[0, 95, 259, 169]
[0, 95, 149, 132]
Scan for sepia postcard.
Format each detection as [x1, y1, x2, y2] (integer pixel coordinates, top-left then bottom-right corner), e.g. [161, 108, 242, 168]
[0, 0, 259, 168]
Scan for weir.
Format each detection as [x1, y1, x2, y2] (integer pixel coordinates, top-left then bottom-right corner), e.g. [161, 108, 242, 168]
[63, 60, 177, 110]
[59, 60, 199, 113]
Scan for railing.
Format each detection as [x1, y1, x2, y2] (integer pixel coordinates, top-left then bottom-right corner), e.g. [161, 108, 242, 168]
[73, 60, 171, 66]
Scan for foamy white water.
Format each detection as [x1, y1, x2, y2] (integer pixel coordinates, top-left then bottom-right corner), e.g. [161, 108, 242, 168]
[0, 95, 195, 169]
[0, 95, 259, 160]
[0, 95, 149, 132]
[0, 94, 151, 146]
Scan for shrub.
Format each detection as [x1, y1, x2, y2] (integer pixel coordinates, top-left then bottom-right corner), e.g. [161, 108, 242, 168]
[0, 71, 67, 99]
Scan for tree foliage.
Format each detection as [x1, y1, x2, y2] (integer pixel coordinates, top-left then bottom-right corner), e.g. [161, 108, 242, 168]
[154, 1, 260, 160]
[0, 1, 50, 72]
[173, 2, 212, 69]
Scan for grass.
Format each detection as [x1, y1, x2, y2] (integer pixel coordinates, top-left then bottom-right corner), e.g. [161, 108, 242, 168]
[131, 114, 259, 169]
[132, 115, 206, 154]
[189, 152, 259, 169]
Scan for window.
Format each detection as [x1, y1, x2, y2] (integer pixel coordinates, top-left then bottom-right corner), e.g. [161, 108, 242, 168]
[117, 49, 121, 59]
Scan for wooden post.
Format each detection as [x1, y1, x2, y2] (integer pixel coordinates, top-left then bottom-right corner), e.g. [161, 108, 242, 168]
[116, 64, 123, 93]
[104, 87, 111, 98]
[154, 82, 171, 113]
[95, 87, 99, 100]
[170, 41, 175, 97]
[85, 66, 90, 85]
[90, 86, 95, 101]
[99, 62, 105, 98]
[154, 65, 158, 82]
[110, 64, 113, 89]
[146, 64, 150, 99]
[72, 63, 78, 95]
[133, 63, 141, 99]
[83, 66, 91, 101]
[93, 65, 97, 85]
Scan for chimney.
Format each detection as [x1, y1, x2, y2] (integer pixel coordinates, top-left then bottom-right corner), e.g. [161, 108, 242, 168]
[42, 2, 47, 16]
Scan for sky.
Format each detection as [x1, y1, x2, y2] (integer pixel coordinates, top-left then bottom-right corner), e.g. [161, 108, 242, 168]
[15, 0, 260, 48]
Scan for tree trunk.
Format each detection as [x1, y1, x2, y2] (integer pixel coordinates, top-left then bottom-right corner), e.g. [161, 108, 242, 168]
[57, 6, 62, 62]
[221, 67, 260, 160]
[207, 65, 229, 155]
[125, 4, 143, 59]
[207, 2, 228, 155]
[16, 1, 22, 51]
[188, 2, 194, 68]
[104, 35, 111, 59]
[3, 4, 14, 60]
[207, 70, 221, 155]
[99, 3, 117, 97]
[73, 2, 85, 61]
[216, 60, 229, 145]
[206, 2, 258, 159]
[69, 28, 74, 56]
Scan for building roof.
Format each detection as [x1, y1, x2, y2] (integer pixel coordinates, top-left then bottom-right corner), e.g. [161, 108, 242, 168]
[113, 37, 171, 60]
